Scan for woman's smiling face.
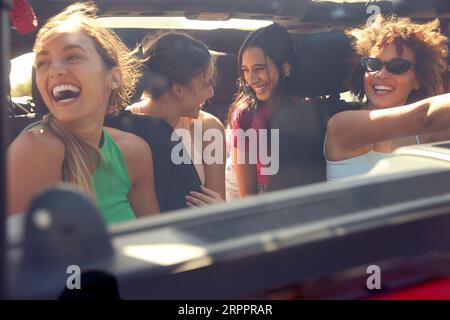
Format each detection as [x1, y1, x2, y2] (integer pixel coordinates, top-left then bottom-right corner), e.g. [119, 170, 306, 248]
[35, 28, 120, 124]
[241, 46, 280, 102]
[178, 61, 215, 119]
[364, 42, 421, 109]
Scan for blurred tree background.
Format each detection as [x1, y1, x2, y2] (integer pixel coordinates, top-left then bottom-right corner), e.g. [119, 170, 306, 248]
[11, 78, 32, 97]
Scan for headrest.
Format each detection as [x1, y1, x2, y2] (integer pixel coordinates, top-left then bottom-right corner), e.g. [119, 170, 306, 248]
[209, 51, 238, 105]
[293, 32, 356, 98]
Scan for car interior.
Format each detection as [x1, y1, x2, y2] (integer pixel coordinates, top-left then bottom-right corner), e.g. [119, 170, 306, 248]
[2, 0, 450, 299]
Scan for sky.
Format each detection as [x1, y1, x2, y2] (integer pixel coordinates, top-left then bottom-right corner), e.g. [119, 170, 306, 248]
[97, 17, 272, 30]
[10, 52, 34, 88]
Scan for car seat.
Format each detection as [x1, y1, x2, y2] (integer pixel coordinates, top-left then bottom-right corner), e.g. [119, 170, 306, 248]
[268, 31, 361, 191]
[202, 51, 238, 124]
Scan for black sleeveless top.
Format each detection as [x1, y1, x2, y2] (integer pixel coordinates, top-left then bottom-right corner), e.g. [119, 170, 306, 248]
[105, 110, 202, 213]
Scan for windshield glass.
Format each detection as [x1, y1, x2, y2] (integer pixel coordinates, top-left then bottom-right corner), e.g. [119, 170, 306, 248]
[3, 0, 450, 301]
[98, 16, 273, 30]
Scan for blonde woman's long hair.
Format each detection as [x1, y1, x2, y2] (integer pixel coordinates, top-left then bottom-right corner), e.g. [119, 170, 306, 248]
[43, 114, 100, 197]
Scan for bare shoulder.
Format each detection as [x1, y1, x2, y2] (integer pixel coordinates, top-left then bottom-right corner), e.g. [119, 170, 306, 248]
[104, 127, 151, 161]
[8, 127, 65, 162]
[326, 109, 355, 132]
[126, 97, 151, 114]
[104, 127, 153, 186]
[199, 111, 224, 131]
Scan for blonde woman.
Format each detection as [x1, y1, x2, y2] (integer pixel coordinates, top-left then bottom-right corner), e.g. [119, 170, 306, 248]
[7, 2, 159, 223]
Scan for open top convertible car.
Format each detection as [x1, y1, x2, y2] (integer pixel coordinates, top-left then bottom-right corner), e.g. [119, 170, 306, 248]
[1, 0, 450, 299]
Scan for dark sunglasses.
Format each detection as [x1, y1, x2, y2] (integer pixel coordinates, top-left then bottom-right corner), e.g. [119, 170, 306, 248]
[361, 57, 415, 75]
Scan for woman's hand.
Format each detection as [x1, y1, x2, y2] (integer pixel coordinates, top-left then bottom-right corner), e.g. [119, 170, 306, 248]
[185, 186, 224, 207]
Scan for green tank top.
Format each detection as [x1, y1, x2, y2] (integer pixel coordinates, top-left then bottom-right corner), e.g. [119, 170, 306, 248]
[24, 122, 135, 224]
[93, 129, 136, 225]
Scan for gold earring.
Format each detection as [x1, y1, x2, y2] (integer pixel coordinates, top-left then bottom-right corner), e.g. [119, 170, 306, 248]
[107, 92, 118, 115]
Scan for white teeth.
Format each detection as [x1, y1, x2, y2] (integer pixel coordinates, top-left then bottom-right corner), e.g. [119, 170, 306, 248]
[52, 84, 80, 97]
[58, 98, 76, 103]
[374, 84, 394, 91]
[254, 86, 266, 93]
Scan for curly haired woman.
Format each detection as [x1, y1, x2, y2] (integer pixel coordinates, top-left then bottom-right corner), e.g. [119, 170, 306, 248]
[325, 15, 450, 181]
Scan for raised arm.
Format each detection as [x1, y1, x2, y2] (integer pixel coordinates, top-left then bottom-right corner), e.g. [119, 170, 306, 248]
[7, 130, 64, 215]
[327, 93, 450, 154]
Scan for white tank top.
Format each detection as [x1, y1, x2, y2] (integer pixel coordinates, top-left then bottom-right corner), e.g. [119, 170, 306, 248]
[324, 134, 420, 181]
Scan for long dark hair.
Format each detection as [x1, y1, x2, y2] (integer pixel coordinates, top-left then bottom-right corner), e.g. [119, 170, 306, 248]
[141, 32, 212, 98]
[226, 24, 295, 129]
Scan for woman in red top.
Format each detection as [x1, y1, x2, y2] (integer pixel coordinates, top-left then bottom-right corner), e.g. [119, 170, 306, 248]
[227, 24, 296, 196]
